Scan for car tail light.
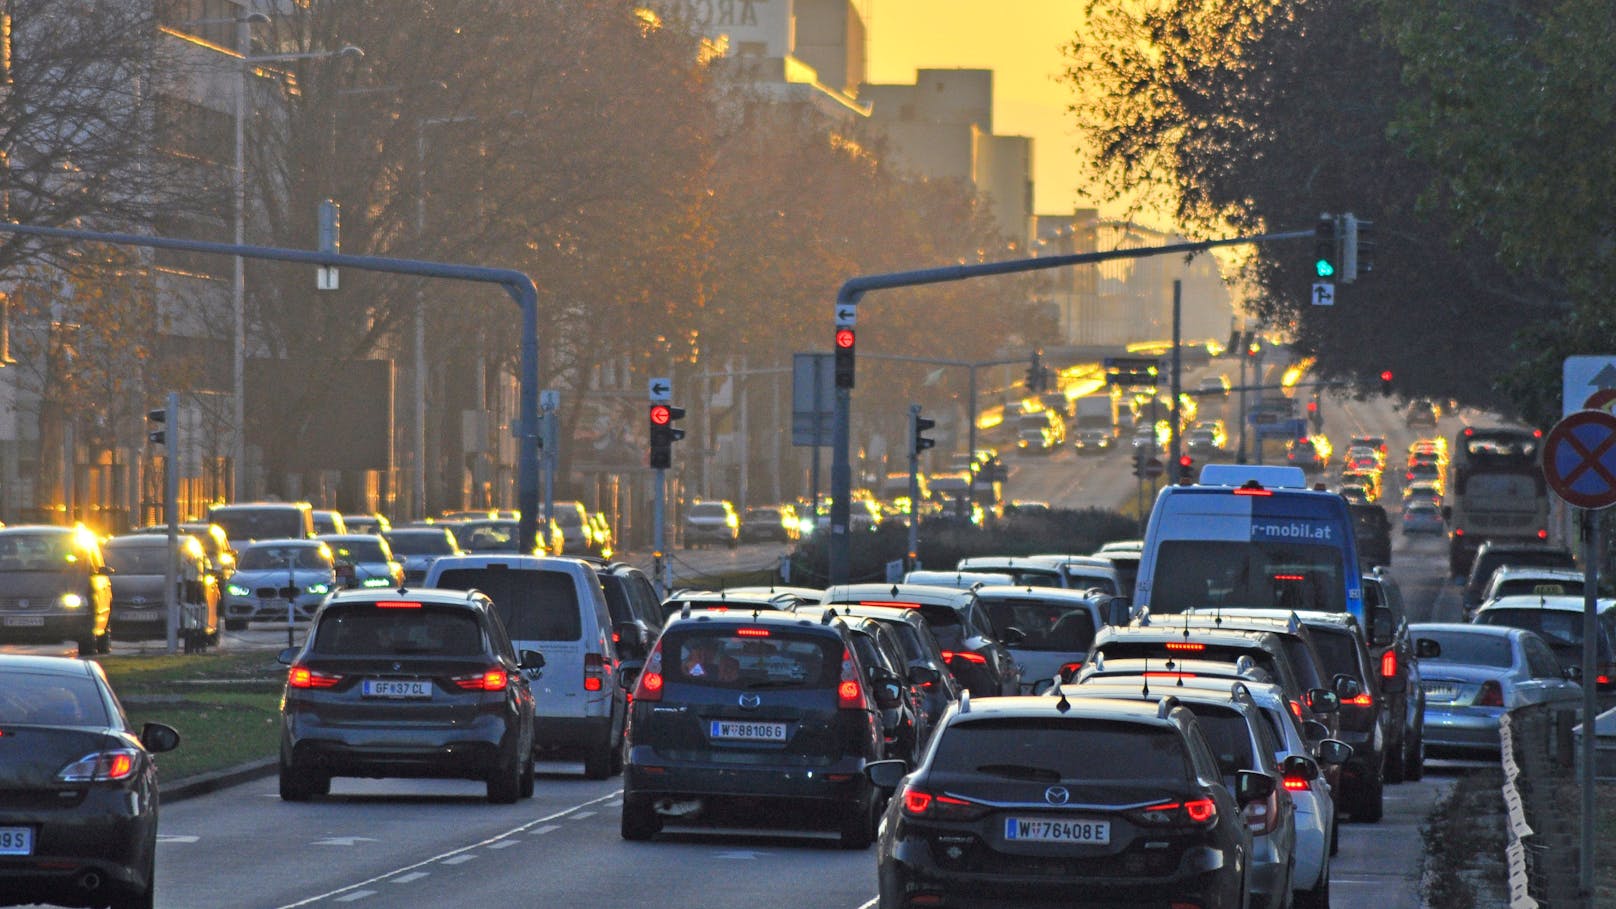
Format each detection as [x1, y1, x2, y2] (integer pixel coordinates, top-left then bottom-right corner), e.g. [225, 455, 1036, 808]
[374, 601, 421, 609]
[633, 646, 664, 703]
[901, 787, 988, 820]
[839, 648, 866, 709]
[1537, 529, 1548, 540]
[1165, 641, 1205, 652]
[941, 650, 987, 665]
[1347, 693, 1374, 707]
[1282, 777, 1310, 791]
[1453, 527, 1465, 538]
[1243, 789, 1280, 834]
[287, 664, 341, 689]
[1288, 699, 1303, 718]
[1598, 665, 1615, 688]
[1475, 680, 1504, 707]
[1129, 798, 1217, 827]
[453, 668, 508, 691]
[735, 628, 771, 637]
[584, 652, 605, 692]
[57, 749, 140, 783]
[1381, 649, 1398, 678]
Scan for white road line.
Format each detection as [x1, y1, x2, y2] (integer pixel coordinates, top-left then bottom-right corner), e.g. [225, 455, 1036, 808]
[486, 840, 519, 849]
[273, 788, 623, 908]
[390, 873, 429, 885]
[854, 898, 878, 909]
[529, 824, 561, 836]
[440, 854, 477, 865]
[334, 891, 375, 902]
[570, 810, 596, 820]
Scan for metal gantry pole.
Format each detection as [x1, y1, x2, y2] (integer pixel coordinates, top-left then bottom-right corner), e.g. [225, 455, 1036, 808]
[232, 28, 248, 502]
[1580, 508, 1599, 898]
[1169, 280, 1182, 472]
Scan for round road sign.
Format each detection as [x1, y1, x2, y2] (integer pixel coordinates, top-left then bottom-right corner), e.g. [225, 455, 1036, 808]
[1584, 388, 1616, 415]
[1543, 409, 1616, 509]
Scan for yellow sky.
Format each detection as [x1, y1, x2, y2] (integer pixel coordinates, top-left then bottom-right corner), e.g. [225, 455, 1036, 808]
[864, 0, 1088, 215]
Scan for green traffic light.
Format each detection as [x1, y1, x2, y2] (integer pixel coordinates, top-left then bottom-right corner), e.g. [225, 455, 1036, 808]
[1315, 259, 1335, 278]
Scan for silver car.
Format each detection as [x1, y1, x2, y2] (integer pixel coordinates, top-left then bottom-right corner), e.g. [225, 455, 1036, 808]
[1412, 623, 1583, 756]
[221, 540, 337, 630]
[383, 527, 462, 586]
[317, 534, 404, 590]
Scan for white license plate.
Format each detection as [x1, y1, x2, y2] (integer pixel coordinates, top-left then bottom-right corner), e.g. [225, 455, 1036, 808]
[708, 720, 788, 742]
[2, 616, 44, 627]
[263, 598, 290, 610]
[362, 679, 432, 699]
[0, 826, 33, 855]
[1004, 817, 1110, 844]
[1424, 683, 1458, 701]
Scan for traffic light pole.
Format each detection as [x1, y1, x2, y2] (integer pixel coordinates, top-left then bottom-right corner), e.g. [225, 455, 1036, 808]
[1169, 280, 1183, 472]
[162, 392, 180, 656]
[907, 404, 922, 571]
[652, 467, 666, 599]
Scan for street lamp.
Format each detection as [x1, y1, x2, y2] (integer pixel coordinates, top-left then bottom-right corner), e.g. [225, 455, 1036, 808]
[232, 41, 363, 502]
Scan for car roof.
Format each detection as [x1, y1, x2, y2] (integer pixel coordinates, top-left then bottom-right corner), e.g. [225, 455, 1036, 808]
[1410, 622, 1521, 638]
[944, 694, 1182, 728]
[322, 588, 492, 611]
[1099, 624, 1278, 646]
[0, 525, 75, 535]
[972, 585, 1103, 604]
[106, 532, 195, 544]
[315, 534, 386, 543]
[1488, 566, 1583, 580]
[0, 654, 98, 676]
[1477, 595, 1616, 615]
[241, 538, 322, 548]
[1181, 606, 1358, 632]
[662, 609, 845, 636]
[957, 556, 1065, 572]
[822, 584, 974, 607]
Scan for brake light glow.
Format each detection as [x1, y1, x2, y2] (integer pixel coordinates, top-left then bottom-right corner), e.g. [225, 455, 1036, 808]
[1273, 574, 1305, 582]
[1453, 527, 1465, 537]
[1283, 777, 1310, 791]
[1289, 699, 1303, 718]
[859, 601, 921, 609]
[1144, 672, 1198, 679]
[634, 647, 664, 702]
[1184, 798, 1216, 823]
[838, 648, 865, 709]
[735, 628, 771, 637]
[584, 652, 605, 692]
[374, 601, 421, 609]
[1381, 649, 1398, 678]
[901, 787, 986, 820]
[56, 749, 140, 783]
[1537, 529, 1549, 540]
[1165, 641, 1205, 652]
[1233, 487, 1273, 496]
[1135, 798, 1217, 826]
[942, 650, 987, 665]
[1347, 693, 1374, 707]
[1476, 680, 1504, 707]
[904, 789, 933, 815]
[454, 668, 509, 691]
[287, 664, 341, 689]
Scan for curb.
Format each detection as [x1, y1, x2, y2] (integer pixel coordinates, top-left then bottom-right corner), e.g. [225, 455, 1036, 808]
[161, 757, 278, 803]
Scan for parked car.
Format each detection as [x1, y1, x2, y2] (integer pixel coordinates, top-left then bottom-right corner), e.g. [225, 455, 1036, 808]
[0, 655, 180, 908]
[221, 539, 337, 631]
[684, 500, 740, 549]
[1412, 623, 1581, 756]
[820, 584, 1021, 697]
[0, 525, 113, 656]
[103, 533, 219, 650]
[382, 526, 463, 586]
[317, 534, 405, 591]
[275, 588, 541, 802]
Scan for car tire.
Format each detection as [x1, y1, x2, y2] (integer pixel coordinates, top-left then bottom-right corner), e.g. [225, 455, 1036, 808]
[1406, 728, 1425, 782]
[76, 636, 96, 658]
[620, 794, 662, 841]
[96, 629, 112, 654]
[1384, 729, 1407, 784]
[1355, 770, 1384, 823]
[838, 790, 877, 850]
[487, 757, 522, 804]
[583, 730, 614, 780]
[225, 619, 248, 632]
[279, 762, 326, 802]
[519, 756, 535, 799]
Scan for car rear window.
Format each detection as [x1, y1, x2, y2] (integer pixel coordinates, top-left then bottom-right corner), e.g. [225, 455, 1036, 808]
[662, 629, 839, 689]
[211, 508, 304, 541]
[1181, 704, 1259, 774]
[979, 597, 1097, 653]
[1095, 642, 1284, 683]
[1417, 630, 1514, 668]
[599, 576, 634, 624]
[1474, 609, 1612, 658]
[1493, 578, 1583, 598]
[433, 568, 582, 641]
[690, 504, 729, 518]
[1307, 627, 1364, 681]
[385, 531, 456, 555]
[326, 539, 387, 562]
[931, 718, 1189, 781]
[0, 671, 110, 726]
[311, 604, 485, 656]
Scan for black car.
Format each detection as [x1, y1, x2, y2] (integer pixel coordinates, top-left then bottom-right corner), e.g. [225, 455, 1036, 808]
[1363, 569, 1425, 783]
[659, 589, 797, 624]
[593, 562, 664, 661]
[821, 584, 1021, 697]
[846, 616, 932, 764]
[829, 603, 961, 730]
[619, 610, 890, 847]
[740, 505, 798, 543]
[1350, 502, 1392, 570]
[0, 655, 180, 909]
[867, 694, 1267, 908]
[1289, 612, 1390, 821]
[276, 588, 543, 803]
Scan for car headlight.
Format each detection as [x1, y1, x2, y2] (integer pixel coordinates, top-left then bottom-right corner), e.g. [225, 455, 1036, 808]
[227, 584, 250, 597]
[360, 577, 391, 588]
[306, 583, 331, 595]
[59, 593, 83, 609]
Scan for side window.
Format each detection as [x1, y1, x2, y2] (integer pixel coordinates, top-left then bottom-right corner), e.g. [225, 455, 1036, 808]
[628, 575, 663, 629]
[1248, 709, 1282, 768]
[1522, 635, 1561, 679]
[1182, 724, 1221, 782]
[968, 605, 996, 641]
[485, 606, 516, 661]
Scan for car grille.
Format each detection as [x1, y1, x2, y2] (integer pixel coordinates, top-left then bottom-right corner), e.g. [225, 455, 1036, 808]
[256, 586, 303, 598]
[113, 598, 161, 610]
[0, 598, 49, 611]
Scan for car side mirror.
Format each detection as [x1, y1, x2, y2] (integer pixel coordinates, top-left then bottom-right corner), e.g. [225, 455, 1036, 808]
[1305, 687, 1340, 714]
[1106, 597, 1133, 626]
[864, 759, 909, 790]
[276, 647, 298, 665]
[1564, 664, 1582, 682]
[1302, 720, 1330, 743]
[519, 650, 546, 671]
[1235, 769, 1276, 804]
[1333, 674, 1363, 700]
[876, 680, 905, 709]
[907, 665, 941, 687]
[1416, 638, 1443, 659]
[1315, 738, 1353, 766]
[1281, 753, 1320, 782]
[618, 659, 644, 690]
[140, 722, 181, 754]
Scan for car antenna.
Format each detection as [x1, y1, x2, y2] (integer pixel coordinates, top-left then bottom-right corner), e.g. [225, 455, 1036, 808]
[1053, 680, 1071, 713]
[1141, 655, 1150, 698]
[890, 584, 900, 597]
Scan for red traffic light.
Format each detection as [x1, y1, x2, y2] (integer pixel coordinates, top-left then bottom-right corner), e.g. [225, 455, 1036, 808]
[1306, 401, 1318, 413]
[649, 404, 672, 425]
[1379, 370, 1393, 382]
[1178, 455, 1193, 468]
[835, 328, 855, 349]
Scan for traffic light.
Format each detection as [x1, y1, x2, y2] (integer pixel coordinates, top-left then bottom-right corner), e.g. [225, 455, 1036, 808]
[146, 407, 168, 446]
[1026, 350, 1044, 392]
[1177, 454, 1194, 483]
[1306, 398, 1323, 432]
[910, 408, 936, 457]
[834, 328, 855, 389]
[1379, 370, 1394, 396]
[1313, 214, 1337, 280]
[649, 403, 686, 469]
[1355, 219, 1374, 278]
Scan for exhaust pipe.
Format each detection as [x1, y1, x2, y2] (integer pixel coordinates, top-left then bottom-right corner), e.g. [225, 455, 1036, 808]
[654, 797, 702, 817]
[76, 870, 102, 892]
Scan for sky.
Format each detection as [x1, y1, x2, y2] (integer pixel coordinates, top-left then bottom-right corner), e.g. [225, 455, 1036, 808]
[863, 0, 1090, 216]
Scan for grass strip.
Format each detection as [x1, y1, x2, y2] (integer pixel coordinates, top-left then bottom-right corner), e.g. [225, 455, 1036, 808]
[1421, 767, 1507, 909]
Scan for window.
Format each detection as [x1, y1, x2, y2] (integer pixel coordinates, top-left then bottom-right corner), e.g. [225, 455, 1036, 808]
[1152, 540, 1347, 613]
[0, 533, 82, 572]
[979, 597, 1097, 653]
[1182, 705, 1259, 778]
[312, 606, 484, 657]
[237, 545, 328, 571]
[1521, 635, 1562, 679]
[931, 719, 1189, 781]
[385, 530, 456, 555]
[104, 543, 170, 574]
[663, 631, 836, 689]
[433, 568, 583, 641]
[1418, 630, 1514, 668]
[0, 672, 110, 726]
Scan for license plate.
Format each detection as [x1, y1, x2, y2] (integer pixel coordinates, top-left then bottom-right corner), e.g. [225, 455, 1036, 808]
[0, 826, 33, 855]
[362, 679, 432, 699]
[708, 720, 788, 742]
[1004, 817, 1110, 844]
[2, 616, 44, 627]
[1423, 683, 1459, 701]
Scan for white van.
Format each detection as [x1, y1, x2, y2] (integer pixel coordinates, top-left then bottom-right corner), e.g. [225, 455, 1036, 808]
[423, 555, 624, 779]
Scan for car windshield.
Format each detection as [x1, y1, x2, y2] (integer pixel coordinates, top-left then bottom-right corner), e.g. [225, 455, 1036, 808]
[1418, 630, 1515, 668]
[931, 718, 1189, 781]
[554, 510, 583, 527]
[385, 531, 457, 555]
[453, 522, 519, 552]
[979, 597, 1097, 653]
[662, 630, 838, 689]
[325, 540, 387, 562]
[103, 542, 169, 574]
[238, 545, 329, 571]
[211, 509, 303, 541]
[690, 504, 729, 519]
[311, 605, 484, 656]
[0, 671, 111, 726]
[0, 533, 77, 572]
[1151, 540, 1347, 613]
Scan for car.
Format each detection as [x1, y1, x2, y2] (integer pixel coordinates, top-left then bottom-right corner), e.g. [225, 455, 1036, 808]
[593, 562, 664, 661]
[822, 603, 960, 731]
[1342, 446, 1382, 471]
[1403, 461, 1443, 490]
[739, 504, 798, 543]
[619, 609, 889, 847]
[0, 525, 114, 656]
[1402, 480, 1443, 505]
[1034, 554, 1122, 596]
[1185, 428, 1224, 456]
[275, 587, 542, 802]
[446, 518, 543, 555]
[1285, 436, 1332, 473]
[975, 586, 1115, 693]
[844, 615, 933, 764]
[309, 510, 346, 536]
[587, 512, 616, 559]
[1338, 484, 1371, 506]
[1462, 541, 1576, 612]
[903, 569, 1014, 590]
[150, 522, 235, 580]
[684, 500, 740, 549]
[1072, 427, 1114, 455]
[821, 584, 1022, 697]
[867, 693, 1269, 908]
[1362, 569, 1427, 783]
[1401, 500, 1444, 534]
[0, 655, 181, 909]
[220, 539, 337, 630]
[1340, 468, 1381, 501]
[340, 513, 391, 535]
[1197, 373, 1232, 398]
[549, 501, 594, 556]
[1471, 595, 1616, 704]
[1405, 399, 1439, 427]
[1128, 423, 1160, 452]
[955, 556, 1068, 588]
[424, 554, 626, 779]
[207, 501, 314, 550]
[1351, 502, 1393, 568]
[103, 533, 220, 650]
[1412, 623, 1582, 756]
[1350, 435, 1389, 458]
[1477, 566, 1585, 605]
[1091, 540, 1143, 599]
[383, 526, 463, 586]
[317, 534, 405, 591]
[1282, 612, 1391, 822]
[659, 588, 799, 623]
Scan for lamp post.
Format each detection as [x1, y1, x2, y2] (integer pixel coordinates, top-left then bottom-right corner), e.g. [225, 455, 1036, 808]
[233, 41, 363, 502]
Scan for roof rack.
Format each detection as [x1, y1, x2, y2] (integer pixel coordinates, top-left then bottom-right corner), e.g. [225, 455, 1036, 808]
[1156, 695, 1181, 719]
[1229, 681, 1255, 705]
[958, 691, 971, 715]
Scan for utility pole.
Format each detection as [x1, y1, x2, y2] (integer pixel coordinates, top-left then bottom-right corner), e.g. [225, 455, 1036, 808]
[1169, 280, 1183, 472]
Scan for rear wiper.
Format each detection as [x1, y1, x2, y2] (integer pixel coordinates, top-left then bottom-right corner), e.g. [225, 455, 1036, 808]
[975, 763, 1062, 782]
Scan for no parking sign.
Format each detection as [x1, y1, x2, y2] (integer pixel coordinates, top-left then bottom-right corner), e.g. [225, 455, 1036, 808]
[1543, 409, 1616, 509]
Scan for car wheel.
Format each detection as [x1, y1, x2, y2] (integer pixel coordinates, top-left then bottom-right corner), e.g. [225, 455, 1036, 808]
[838, 790, 877, 850]
[279, 762, 326, 802]
[96, 629, 112, 654]
[1355, 770, 1384, 823]
[582, 730, 614, 780]
[620, 794, 662, 841]
[487, 757, 521, 804]
[519, 757, 535, 799]
[76, 636, 96, 658]
[225, 619, 247, 632]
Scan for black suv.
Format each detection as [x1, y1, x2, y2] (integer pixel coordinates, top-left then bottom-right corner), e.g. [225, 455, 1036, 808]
[620, 610, 890, 847]
[822, 584, 1021, 697]
[592, 562, 664, 661]
[1289, 612, 1391, 822]
[830, 603, 961, 730]
[277, 588, 542, 803]
[1363, 569, 1424, 783]
[867, 694, 1268, 908]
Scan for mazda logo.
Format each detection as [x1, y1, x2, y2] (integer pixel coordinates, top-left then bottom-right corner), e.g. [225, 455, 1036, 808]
[17, 599, 28, 609]
[132, 596, 147, 605]
[1045, 786, 1070, 806]
[738, 694, 761, 709]
[392, 663, 402, 672]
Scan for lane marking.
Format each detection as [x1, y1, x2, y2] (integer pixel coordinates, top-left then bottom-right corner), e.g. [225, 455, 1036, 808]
[569, 810, 596, 820]
[854, 898, 878, 909]
[273, 788, 623, 908]
[487, 840, 519, 849]
[390, 873, 429, 885]
[529, 824, 561, 836]
[440, 854, 477, 865]
[334, 891, 375, 902]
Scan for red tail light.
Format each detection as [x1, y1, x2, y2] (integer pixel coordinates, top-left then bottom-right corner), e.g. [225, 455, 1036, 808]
[942, 650, 987, 665]
[633, 646, 664, 702]
[1475, 680, 1504, 707]
[584, 652, 605, 692]
[1288, 699, 1303, 718]
[1165, 641, 1205, 652]
[1381, 649, 1398, 678]
[901, 787, 988, 820]
[1131, 798, 1217, 827]
[1347, 693, 1374, 707]
[1537, 529, 1548, 540]
[839, 648, 866, 708]
[735, 628, 771, 637]
[1282, 777, 1310, 791]
[374, 601, 421, 609]
[287, 664, 341, 689]
[1453, 527, 1465, 537]
[453, 667, 509, 691]
[1184, 798, 1216, 823]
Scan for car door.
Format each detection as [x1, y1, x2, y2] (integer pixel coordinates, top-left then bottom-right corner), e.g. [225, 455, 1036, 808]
[1518, 633, 1579, 706]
